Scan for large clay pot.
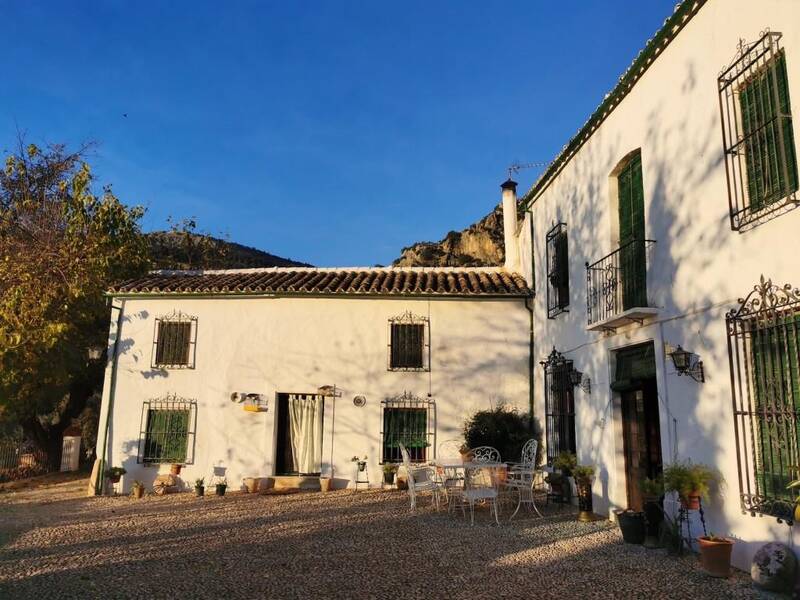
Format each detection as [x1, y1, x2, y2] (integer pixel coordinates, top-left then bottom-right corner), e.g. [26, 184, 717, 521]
[320, 477, 332, 493]
[680, 492, 700, 510]
[170, 464, 182, 476]
[243, 477, 260, 493]
[132, 486, 144, 499]
[698, 536, 734, 578]
[615, 510, 646, 544]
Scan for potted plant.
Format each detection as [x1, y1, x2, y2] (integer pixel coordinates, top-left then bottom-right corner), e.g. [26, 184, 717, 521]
[663, 461, 716, 510]
[194, 478, 205, 497]
[215, 479, 227, 497]
[382, 464, 397, 485]
[786, 478, 800, 522]
[170, 464, 182, 476]
[243, 477, 260, 494]
[105, 466, 126, 484]
[351, 455, 367, 472]
[615, 509, 646, 544]
[698, 533, 734, 578]
[641, 476, 664, 548]
[553, 451, 577, 503]
[131, 480, 145, 499]
[573, 464, 595, 521]
[544, 472, 567, 503]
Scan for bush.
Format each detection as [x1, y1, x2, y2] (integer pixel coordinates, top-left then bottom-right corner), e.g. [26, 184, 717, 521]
[462, 405, 542, 465]
[554, 452, 577, 476]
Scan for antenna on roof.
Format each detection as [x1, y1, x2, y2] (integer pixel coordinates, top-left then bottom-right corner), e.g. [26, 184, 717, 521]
[507, 161, 550, 179]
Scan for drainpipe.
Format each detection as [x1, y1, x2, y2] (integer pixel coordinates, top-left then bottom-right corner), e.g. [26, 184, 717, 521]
[525, 295, 535, 426]
[94, 299, 125, 495]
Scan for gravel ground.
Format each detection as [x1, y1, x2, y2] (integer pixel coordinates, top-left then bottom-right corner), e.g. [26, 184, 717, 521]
[0, 476, 777, 599]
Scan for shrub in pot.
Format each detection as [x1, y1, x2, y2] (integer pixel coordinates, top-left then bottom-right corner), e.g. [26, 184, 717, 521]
[194, 478, 205, 497]
[105, 466, 126, 484]
[131, 480, 145, 499]
[215, 479, 227, 497]
[615, 509, 646, 544]
[698, 534, 734, 578]
[573, 464, 595, 521]
[552, 452, 577, 503]
[351, 455, 367, 472]
[462, 405, 543, 466]
[170, 464, 183, 476]
[382, 464, 397, 485]
[545, 472, 570, 504]
[663, 461, 716, 510]
[641, 477, 665, 548]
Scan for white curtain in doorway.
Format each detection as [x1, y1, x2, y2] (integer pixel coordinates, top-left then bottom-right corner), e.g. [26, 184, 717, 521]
[288, 394, 323, 474]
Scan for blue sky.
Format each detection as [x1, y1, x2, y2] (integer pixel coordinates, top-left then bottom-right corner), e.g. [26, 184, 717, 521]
[2, 1, 677, 266]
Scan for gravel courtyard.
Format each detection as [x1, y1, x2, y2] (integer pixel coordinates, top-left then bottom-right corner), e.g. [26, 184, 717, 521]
[0, 475, 771, 599]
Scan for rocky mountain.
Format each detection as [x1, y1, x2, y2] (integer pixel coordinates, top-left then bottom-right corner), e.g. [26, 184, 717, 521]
[393, 202, 516, 267]
[148, 231, 311, 270]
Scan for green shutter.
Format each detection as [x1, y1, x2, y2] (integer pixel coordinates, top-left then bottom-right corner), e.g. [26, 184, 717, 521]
[618, 153, 647, 309]
[740, 52, 798, 212]
[556, 231, 569, 308]
[145, 409, 189, 463]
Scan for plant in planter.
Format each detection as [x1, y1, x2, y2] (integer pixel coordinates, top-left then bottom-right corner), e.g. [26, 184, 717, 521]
[785, 478, 800, 522]
[351, 455, 367, 472]
[553, 452, 577, 477]
[698, 533, 734, 578]
[573, 464, 595, 521]
[170, 464, 183, 476]
[105, 466, 126, 484]
[131, 480, 145, 499]
[640, 476, 665, 548]
[215, 479, 227, 497]
[663, 461, 717, 510]
[194, 478, 205, 497]
[382, 464, 397, 485]
[544, 472, 568, 503]
[615, 509, 646, 544]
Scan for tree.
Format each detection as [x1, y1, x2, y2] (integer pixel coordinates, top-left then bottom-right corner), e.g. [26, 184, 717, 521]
[0, 141, 150, 460]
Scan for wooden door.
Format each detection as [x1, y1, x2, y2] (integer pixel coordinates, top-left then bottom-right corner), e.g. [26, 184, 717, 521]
[621, 379, 662, 510]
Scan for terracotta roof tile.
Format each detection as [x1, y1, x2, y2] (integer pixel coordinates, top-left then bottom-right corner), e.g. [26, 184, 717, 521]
[110, 267, 530, 297]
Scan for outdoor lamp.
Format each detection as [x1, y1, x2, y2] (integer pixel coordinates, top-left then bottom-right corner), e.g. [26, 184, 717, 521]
[569, 366, 592, 394]
[668, 345, 705, 382]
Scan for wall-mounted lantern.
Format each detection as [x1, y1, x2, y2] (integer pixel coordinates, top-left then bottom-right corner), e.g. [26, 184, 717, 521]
[569, 366, 592, 394]
[668, 345, 705, 383]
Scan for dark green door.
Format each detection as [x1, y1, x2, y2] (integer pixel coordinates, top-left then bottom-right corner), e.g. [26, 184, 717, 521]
[618, 153, 647, 309]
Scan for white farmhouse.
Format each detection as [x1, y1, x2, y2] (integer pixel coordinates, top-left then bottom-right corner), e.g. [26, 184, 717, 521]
[518, 0, 800, 571]
[94, 202, 533, 495]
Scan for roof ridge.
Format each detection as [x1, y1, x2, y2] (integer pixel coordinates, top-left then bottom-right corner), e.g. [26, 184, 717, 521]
[149, 266, 515, 276]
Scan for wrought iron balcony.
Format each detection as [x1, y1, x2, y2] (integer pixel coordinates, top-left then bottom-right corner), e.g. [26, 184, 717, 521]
[585, 239, 657, 331]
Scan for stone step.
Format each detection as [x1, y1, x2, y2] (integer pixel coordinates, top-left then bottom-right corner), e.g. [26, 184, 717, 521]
[271, 475, 320, 491]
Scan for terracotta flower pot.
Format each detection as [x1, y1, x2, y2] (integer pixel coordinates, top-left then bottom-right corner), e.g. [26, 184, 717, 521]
[698, 536, 734, 578]
[132, 486, 144, 499]
[170, 464, 182, 476]
[320, 477, 332, 493]
[680, 493, 701, 510]
[109, 475, 121, 484]
[243, 477, 260, 493]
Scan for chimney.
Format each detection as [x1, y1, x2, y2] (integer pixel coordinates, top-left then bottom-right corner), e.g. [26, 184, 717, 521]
[501, 178, 520, 271]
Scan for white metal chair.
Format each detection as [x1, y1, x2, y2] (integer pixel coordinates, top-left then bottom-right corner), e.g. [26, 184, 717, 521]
[471, 446, 501, 464]
[504, 439, 543, 519]
[462, 464, 501, 526]
[399, 442, 441, 511]
[436, 439, 465, 509]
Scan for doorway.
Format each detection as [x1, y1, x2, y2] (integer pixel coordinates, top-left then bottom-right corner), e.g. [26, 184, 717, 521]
[613, 343, 663, 511]
[275, 393, 324, 476]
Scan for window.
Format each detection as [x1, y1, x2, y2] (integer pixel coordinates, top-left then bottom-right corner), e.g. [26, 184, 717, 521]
[546, 223, 569, 318]
[719, 32, 798, 231]
[541, 348, 577, 464]
[387, 311, 429, 371]
[727, 277, 800, 523]
[138, 396, 196, 464]
[381, 392, 433, 463]
[152, 312, 197, 369]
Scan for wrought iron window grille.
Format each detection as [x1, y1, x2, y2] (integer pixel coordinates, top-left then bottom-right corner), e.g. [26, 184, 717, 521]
[727, 276, 800, 524]
[546, 223, 570, 319]
[541, 347, 577, 465]
[585, 239, 656, 329]
[152, 311, 198, 369]
[387, 311, 430, 372]
[380, 391, 434, 464]
[137, 394, 197, 465]
[719, 31, 799, 232]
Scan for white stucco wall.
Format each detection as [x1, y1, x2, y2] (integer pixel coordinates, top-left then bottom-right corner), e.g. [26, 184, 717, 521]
[523, 0, 800, 570]
[97, 295, 530, 494]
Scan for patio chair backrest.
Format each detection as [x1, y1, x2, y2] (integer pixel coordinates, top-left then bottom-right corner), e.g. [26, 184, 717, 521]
[471, 446, 501, 464]
[438, 439, 462, 459]
[520, 439, 538, 468]
[399, 442, 411, 469]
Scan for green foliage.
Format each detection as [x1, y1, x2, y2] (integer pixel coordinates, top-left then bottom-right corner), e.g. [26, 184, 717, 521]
[0, 141, 149, 451]
[382, 463, 397, 475]
[663, 461, 717, 500]
[195, 477, 205, 488]
[462, 405, 542, 465]
[572, 464, 595, 484]
[104, 466, 126, 478]
[641, 476, 665, 498]
[554, 451, 577, 476]
[131, 480, 144, 489]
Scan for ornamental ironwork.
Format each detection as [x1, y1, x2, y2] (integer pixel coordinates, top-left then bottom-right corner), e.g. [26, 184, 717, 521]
[541, 348, 576, 464]
[546, 222, 570, 318]
[726, 276, 800, 525]
[387, 311, 429, 372]
[380, 391, 434, 464]
[152, 311, 198, 369]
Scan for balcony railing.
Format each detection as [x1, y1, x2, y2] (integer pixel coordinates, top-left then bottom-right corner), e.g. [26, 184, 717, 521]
[586, 239, 657, 330]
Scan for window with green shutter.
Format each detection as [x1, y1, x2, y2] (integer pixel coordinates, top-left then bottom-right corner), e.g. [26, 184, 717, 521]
[617, 152, 647, 309]
[546, 223, 569, 318]
[381, 392, 433, 463]
[387, 312, 429, 371]
[152, 312, 197, 369]
[138, 397, 196, 464]
[719, 32, 798, 231]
